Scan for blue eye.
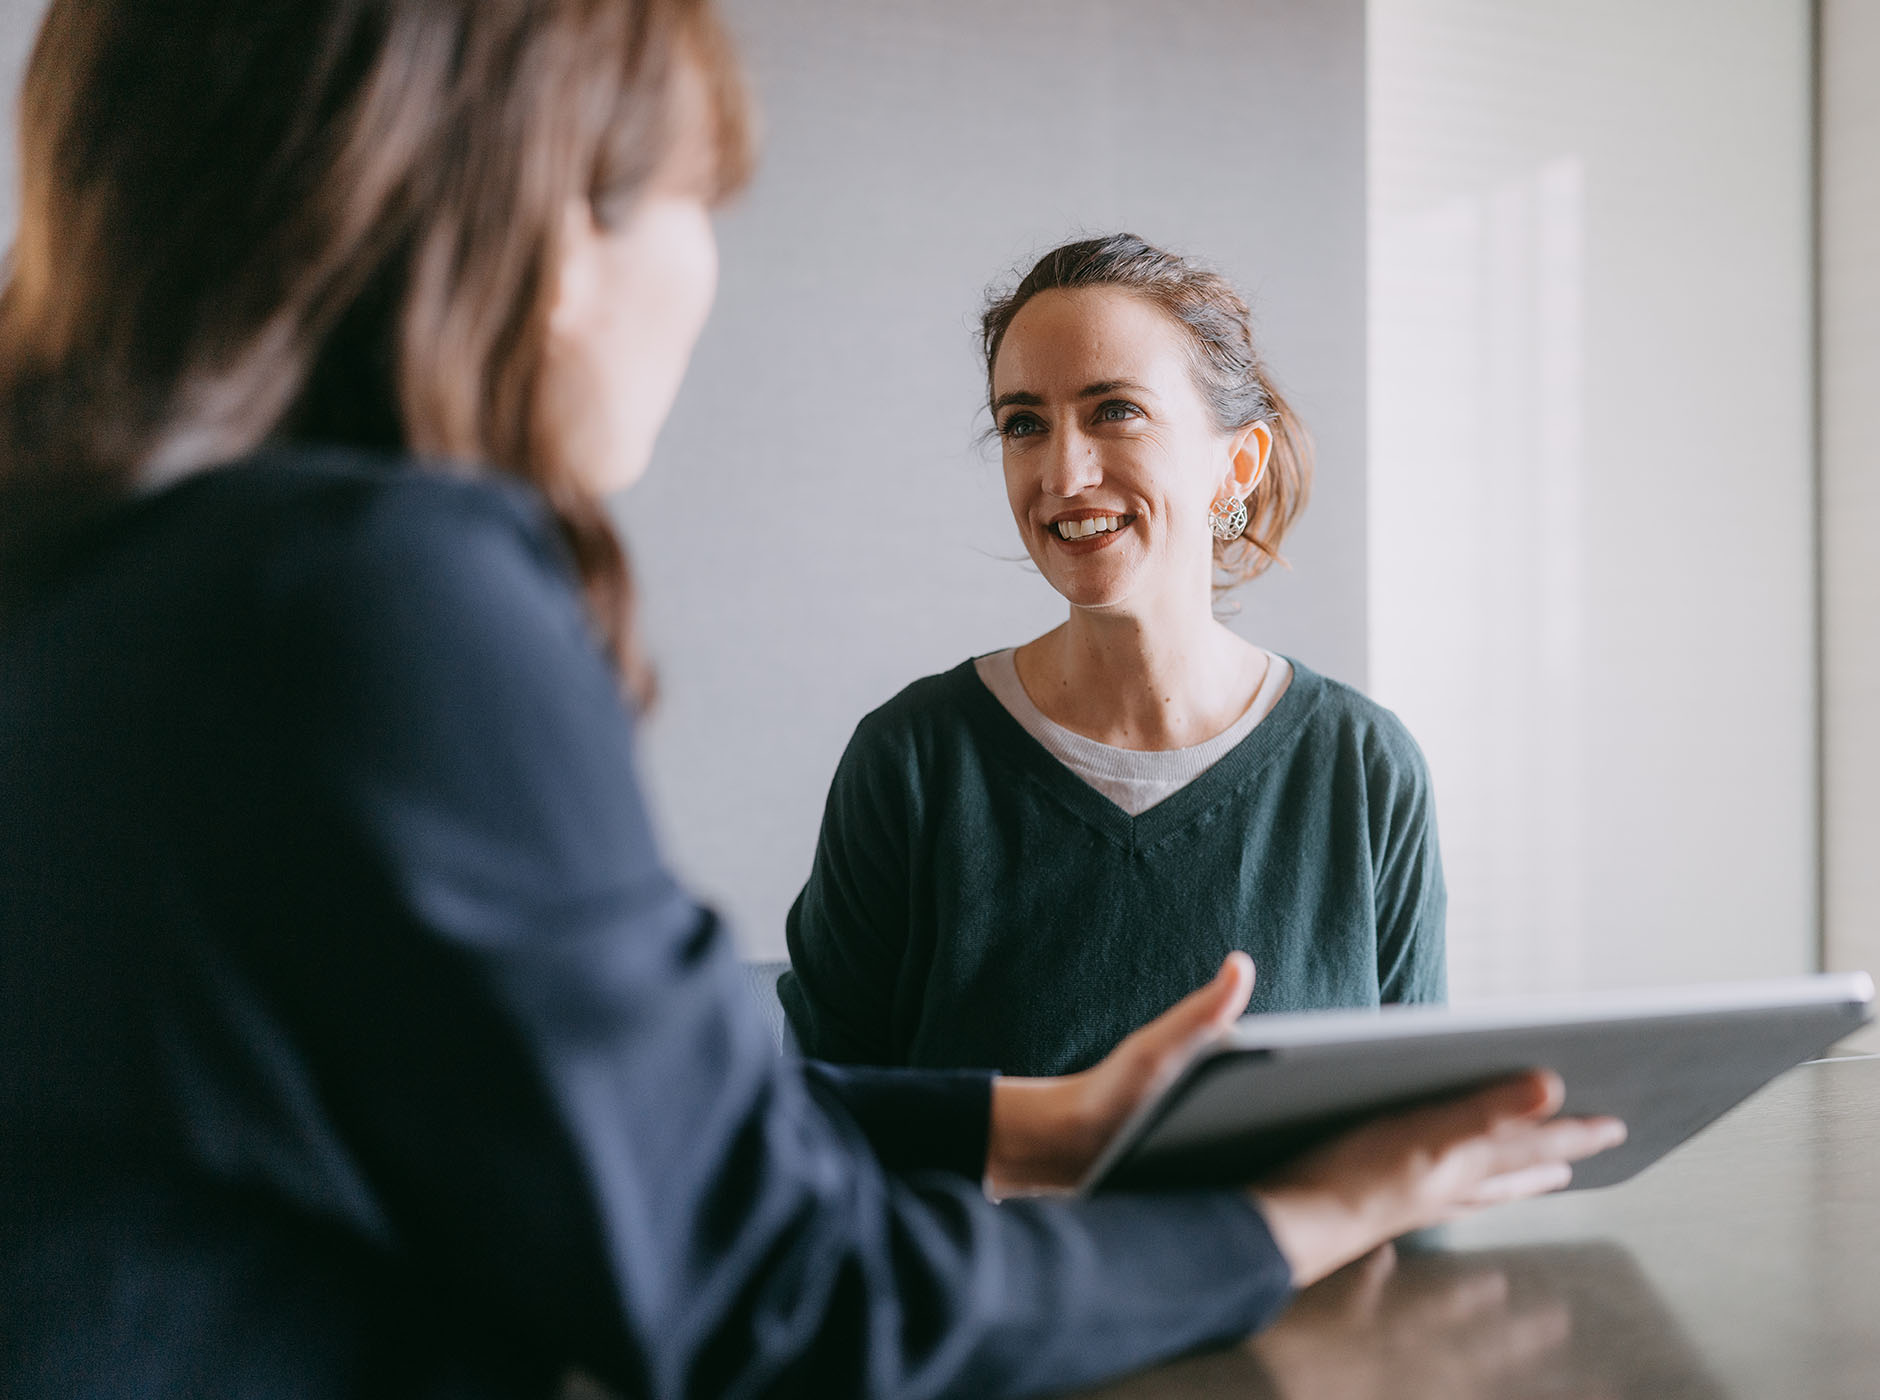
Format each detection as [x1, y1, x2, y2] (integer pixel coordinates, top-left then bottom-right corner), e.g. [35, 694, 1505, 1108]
[1096, 400, 1143, 423]
[999, 412, 1044, 439]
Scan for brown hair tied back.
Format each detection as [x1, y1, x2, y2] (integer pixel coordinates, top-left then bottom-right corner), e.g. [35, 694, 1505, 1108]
[0, 0, 754, 703]
[981, 233, 1313, 590]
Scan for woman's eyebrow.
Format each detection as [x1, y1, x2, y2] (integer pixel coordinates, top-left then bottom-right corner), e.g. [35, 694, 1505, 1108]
[1079, 379, 1154, 399]
[992, 379, 1155, 413]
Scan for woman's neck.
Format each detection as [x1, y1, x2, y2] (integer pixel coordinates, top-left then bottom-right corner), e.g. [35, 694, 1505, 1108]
[1013, 603, 1268, 752]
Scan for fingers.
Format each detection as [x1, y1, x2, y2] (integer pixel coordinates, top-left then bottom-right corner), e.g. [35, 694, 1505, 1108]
[1392, 1070, 1565, 1157]
[1442, 1115, 1624, 1219]
[1189, 951, 1255, 1032]
[1081, 956, 1260, 1147]
[1209, 951, 1257, 1027]
[1340, 1075, 1625, 1238]
[1461, 1161, 1575, 1207]
[1472, 1113, 1626, 1181]
[1473, 1069, 1565, 1125]
[1127, 952, 1256, 1055]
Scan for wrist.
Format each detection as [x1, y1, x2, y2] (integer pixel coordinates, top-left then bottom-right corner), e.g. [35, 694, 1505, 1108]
[986, 1073, 1104, 1197]
[1247, 1183, 1388, 1290]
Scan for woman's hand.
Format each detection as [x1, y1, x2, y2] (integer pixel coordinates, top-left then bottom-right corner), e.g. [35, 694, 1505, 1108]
[1251, 1071, 1627, 1288]
[985, 952, 1255, 1196]
[984, 960, 1624, 1291]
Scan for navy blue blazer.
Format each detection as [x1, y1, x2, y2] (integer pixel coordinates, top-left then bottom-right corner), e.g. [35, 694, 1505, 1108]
[0, 448, 1291, 1398]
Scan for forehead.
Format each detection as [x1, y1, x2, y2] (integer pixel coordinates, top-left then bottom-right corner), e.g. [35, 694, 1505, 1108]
[992, 286, 1193, 397]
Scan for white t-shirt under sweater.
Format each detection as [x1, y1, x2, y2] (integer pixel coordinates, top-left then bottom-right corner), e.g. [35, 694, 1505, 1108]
[972, 646, 1294, 817]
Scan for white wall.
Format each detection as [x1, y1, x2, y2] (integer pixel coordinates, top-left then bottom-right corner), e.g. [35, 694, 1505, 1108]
[1368, 0, 1817, 998]
[630, 0, 1369, 956]
[0, 0, 40, 232]
[1821, 0, 1880, 1035]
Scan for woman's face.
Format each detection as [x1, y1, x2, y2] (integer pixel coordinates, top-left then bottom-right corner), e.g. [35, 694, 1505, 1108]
[539, 67, 722, 495]
[992, 286, 1265, 616]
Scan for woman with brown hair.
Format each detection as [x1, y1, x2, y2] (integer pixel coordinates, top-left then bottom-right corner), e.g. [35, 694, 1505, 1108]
[782, 235, 1447, 1079]
[0, 3, 1619, 1396]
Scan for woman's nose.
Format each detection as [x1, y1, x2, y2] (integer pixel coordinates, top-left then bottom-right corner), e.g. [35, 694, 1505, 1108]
[1042, 429, 1102, 497]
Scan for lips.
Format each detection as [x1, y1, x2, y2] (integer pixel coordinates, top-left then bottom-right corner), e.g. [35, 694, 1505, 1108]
[1052, 514, 1125, 541]
[1045, 510, 1137, 551]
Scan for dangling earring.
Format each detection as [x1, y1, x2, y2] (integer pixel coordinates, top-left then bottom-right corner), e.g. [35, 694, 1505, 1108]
[1209, 494, 1249, 542]
[1213, 427, 1269, 542]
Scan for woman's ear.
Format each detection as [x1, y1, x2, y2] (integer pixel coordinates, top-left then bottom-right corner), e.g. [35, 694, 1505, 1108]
[547, 199, 604, 338]
[1222, 419, 1273, 500]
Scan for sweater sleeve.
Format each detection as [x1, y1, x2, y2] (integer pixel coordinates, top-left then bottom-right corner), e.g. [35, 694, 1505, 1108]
[1367, 719, 1449, 1005]
[255, 475, 1294, 1397]
[778, 717, 916, 1065]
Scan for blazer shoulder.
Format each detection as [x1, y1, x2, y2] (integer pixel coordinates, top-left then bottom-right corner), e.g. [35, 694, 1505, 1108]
[207, 450, 575, 618]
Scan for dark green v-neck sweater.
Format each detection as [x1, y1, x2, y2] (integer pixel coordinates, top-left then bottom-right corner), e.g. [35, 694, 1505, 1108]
[778, 658, 1446, 1077]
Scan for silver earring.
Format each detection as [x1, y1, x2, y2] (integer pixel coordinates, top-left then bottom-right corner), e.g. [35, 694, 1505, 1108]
[1209, 495, 1249, 542]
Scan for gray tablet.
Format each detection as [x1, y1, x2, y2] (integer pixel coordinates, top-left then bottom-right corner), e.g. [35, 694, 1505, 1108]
[1081, 972, 1875, 1194]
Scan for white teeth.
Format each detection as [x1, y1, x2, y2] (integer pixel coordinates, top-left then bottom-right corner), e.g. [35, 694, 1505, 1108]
[1055, 515, 1122, 540]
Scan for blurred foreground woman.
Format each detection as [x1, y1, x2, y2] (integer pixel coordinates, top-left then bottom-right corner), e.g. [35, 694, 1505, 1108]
[0, 2, 1622, 1396]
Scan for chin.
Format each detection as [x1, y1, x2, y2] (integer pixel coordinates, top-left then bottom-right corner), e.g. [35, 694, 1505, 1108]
[1046, 571, 1136, 613]
[588, 433, 659, 497]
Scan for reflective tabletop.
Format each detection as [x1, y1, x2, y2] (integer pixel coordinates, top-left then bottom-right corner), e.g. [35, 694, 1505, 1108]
[1072, 1054, 1880, 1400]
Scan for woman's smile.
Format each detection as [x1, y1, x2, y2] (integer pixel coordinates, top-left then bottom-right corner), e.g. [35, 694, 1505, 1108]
[1048, 510, 1139, 551]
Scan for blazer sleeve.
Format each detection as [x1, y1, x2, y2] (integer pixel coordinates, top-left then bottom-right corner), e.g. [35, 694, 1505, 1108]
[253, 475, 1294, 1398]
[800, 1062, 992, 1179]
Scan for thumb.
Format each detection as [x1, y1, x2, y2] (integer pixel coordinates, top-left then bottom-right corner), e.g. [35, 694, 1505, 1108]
[1199, 950, 1257, 1031]
[1133, 952, 1256, 1056]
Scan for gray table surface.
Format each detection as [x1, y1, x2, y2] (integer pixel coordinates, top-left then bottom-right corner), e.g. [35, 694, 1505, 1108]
[1070, 1053, 1880, 1400]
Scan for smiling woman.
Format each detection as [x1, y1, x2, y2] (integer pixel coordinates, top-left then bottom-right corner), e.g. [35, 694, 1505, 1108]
[780, 233, 1448, 1077]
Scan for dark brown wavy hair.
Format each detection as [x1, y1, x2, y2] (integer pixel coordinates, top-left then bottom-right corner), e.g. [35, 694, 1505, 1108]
[982, 233, 1313, 589]
[0, 0, 753, 700]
